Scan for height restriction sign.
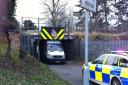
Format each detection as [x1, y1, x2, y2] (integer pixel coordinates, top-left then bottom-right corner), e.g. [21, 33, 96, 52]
[39, 27, 64, 40]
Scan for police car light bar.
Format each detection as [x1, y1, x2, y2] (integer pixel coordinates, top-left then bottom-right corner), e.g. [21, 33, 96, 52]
[111, 51, 128, 56]
[111, 51, 128, 53]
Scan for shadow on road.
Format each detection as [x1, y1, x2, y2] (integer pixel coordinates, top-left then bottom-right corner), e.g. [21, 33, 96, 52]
[90, 81, 99, 85]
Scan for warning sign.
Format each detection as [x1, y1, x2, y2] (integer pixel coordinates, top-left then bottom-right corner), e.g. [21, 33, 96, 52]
[39, 27, 64, 40]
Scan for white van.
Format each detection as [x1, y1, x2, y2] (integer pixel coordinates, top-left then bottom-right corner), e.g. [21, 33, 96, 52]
[46, 41, 65, 62]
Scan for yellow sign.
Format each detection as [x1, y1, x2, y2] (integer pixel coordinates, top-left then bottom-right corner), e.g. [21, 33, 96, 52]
[40, 27, 64, 40]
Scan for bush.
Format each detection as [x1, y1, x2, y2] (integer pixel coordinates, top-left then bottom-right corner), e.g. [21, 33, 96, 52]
[12, 48, 20, 64]
[0, 41, 8, 57]
[89, 32, 126, 41]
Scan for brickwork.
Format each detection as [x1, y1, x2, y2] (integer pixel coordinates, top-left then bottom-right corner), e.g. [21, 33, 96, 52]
[9, 32, 19, 48]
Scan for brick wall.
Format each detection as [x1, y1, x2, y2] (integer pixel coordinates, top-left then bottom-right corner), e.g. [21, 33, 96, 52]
[9, 32, 19, 48]
[0, 0, 19, 48]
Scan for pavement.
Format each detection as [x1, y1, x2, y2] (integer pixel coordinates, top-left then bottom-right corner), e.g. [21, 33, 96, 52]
[49, 61, 97, 85]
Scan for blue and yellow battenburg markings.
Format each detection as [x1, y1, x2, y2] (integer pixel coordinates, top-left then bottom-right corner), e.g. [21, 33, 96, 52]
[39, 27, 64, 40]
[89, 64, 128, 84]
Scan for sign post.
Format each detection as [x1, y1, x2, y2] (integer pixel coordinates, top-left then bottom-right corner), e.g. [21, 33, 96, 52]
[83, 11, 90, 85]
[80, 0, 96, 85]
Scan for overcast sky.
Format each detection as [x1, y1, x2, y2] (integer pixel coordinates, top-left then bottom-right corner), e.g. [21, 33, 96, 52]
[16, 0, 79, 22]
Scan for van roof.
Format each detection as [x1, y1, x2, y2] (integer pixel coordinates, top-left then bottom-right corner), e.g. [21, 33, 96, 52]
[47, 41, 61, 44]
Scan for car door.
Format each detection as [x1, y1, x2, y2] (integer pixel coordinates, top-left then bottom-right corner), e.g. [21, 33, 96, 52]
[102, 55, 119, 84]
[119, 57, 128, 85]
[89, 54, 107, 82]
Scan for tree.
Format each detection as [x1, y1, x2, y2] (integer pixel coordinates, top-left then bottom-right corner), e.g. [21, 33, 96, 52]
[91, 0, 112, 32]
[43, 0, 67, 27]
[75, 0, 128, 33]
[23, 20, 37, 30]
[91, 0, 128, 32]
[113, 0, 128, 28]
[5, 0, 18, 58]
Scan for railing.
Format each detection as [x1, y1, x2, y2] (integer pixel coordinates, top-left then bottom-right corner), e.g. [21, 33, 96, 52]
[80, 40, 128, 61]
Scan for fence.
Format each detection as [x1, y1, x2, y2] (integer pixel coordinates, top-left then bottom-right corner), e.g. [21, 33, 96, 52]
[80, 40, 128, 61]
[20, 17, 83, 34]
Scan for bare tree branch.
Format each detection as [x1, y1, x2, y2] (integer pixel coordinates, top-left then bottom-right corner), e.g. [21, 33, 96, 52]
[44, 3, 53, 14]
[43, 0, 68, 27]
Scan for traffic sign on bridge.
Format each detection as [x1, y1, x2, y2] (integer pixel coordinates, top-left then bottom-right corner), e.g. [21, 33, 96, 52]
[80, 0, 96, 12]
[39, 27, 64, 40]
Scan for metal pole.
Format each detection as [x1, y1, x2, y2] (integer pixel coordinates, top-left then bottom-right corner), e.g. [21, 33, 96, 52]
[83, 11, 90, 85]
[21, 17, 23, 27]
[68, 18, 70, 39]
[21, 17, 23, 33]
[37, 18, 40, 61]
[38, 18, 40, 32]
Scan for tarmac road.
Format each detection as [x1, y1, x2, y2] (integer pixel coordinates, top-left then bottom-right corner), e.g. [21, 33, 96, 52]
[49, 62, 97, 85]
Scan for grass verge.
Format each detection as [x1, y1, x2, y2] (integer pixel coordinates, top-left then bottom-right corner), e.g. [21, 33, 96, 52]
[0, 62, 71, 85]
[0, 41, 71, 85]
[0, 41, 7, 57]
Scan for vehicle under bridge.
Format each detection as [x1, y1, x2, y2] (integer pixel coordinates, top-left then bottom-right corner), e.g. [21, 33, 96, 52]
[20, 32, 80, 63]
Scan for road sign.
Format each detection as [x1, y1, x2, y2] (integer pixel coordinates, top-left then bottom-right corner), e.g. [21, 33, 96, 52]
[39, 27, 64, 40]
[80, 0, 96, 12]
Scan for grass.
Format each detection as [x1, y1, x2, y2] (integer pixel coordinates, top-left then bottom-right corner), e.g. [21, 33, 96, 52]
[0, 40, 71, 85]
[0, 63, 71, 85]
[71, 31, 121, 40]
[89, 32, 126, 41]
[0, 41, 8, 57]
[12, 47, 20, 64]
[71, 31, 128, 41]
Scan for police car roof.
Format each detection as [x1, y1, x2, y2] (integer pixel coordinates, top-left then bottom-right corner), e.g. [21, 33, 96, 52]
[104, 53, 128, 60]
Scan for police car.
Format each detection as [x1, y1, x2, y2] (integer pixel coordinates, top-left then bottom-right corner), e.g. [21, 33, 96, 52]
[82, 51, 128, 85]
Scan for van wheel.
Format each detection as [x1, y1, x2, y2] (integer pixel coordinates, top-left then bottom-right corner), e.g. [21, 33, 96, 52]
[111, 78, 121, 85]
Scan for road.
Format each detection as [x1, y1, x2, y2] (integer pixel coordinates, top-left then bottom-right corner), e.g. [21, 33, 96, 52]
[49, 62, 82, 85]
[49, 62, 97, 85]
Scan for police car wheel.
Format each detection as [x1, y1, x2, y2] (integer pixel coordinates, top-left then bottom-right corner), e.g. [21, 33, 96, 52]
[111, 78, 121, 85]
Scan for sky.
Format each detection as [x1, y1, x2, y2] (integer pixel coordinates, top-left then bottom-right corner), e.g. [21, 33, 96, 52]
[15, 0, 117, 26]
[16, 0, 79, 22]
